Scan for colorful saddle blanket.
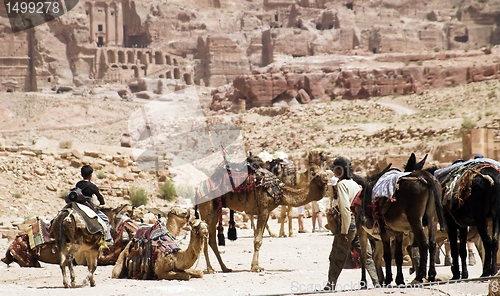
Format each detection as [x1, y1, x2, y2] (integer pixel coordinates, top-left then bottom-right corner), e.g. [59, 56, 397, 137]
[436, 160, 500, 208]
[27, 217, 52, 249]
[197, 167, 284, 204]
[127, 221, 180, 280]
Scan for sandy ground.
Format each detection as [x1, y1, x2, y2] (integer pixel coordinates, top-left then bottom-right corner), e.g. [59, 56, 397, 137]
[0, 218, 490, 296]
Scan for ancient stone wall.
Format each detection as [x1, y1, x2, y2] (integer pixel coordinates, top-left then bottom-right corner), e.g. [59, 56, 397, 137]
[0, 30, 31, 91]
[223, 50, 500, 108]
[196, 35, 250, 87]
[96, 47, 193, 84]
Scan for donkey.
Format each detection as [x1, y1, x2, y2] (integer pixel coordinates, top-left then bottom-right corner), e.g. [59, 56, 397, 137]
[50, 202, 108, 288]
[429, 160, 500, 279]
[358, 153, 445, 285]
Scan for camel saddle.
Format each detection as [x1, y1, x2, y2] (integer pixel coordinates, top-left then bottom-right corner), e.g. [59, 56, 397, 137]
[27, 217, 52, 249]
[128, 221, 180, 280]
[441, 162, 500, 210]
[64, 202, 107, 235]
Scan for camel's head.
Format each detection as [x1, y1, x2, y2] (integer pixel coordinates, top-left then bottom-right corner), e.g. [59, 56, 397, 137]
[189, 219, 208, 238]
[309, 164, 329, 186]
[168, 206, 191, 223]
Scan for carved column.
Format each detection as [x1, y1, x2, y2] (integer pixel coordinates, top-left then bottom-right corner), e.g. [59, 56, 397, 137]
[106, 3, 113, 45]
[115, 1, 123, 46]
[87, 2, 94, 43]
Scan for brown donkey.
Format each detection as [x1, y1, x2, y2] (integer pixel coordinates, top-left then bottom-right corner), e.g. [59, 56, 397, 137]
[359, 154, 445, 285]
[50, 203, 108, 288]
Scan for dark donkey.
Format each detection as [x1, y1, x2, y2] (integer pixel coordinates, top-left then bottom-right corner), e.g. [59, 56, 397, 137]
[429, 158, 500, 279]
[359, 153, 445, 285]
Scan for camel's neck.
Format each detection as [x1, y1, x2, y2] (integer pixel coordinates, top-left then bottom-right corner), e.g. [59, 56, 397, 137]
[280, 180, 326, 207]
[166, 217, 184, 238]
[172, 233, 204, 270]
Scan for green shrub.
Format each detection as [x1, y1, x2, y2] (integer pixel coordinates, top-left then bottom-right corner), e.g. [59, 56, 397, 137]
[159, 180, 177, 201]
[130, 186, 148, 207]
[12, 193, 22, 199]
[175, 184, 195, 200]
[487, 91, 496, 99]
[96, 171, 105, 179]
[461, 116, 476, 130]
[59, 140, 72, 149]
[59, 190, 68, 199]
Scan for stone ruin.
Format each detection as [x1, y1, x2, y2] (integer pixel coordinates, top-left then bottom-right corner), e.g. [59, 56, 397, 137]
[0, 0, 499, 96]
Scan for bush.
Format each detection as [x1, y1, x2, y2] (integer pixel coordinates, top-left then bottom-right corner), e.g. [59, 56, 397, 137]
[59, 190, 68, 199]
[12, 193, 22, 199]
[59, 140, 72, 149]
[175, 184, 195, 200]
[130, 186, 148, 207]
[96, 171, 105, 179]
[159, 180, 177, 201]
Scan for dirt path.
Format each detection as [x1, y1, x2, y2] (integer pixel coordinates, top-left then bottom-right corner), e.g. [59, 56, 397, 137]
[376, 100, 418, 116]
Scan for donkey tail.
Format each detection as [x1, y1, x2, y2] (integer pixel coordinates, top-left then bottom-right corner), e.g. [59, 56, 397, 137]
[493, 171, 500, 240]
[430, 178, 446, 232]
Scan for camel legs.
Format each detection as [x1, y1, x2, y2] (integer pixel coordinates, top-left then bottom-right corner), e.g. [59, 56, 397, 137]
[251, 212, 270, 272]
[205, 208, 232, 273]
[278, 206, 294, 238]
[112, 241, 131, 278]
[157, 269, 203, 280]
[251, 215, 275, 237]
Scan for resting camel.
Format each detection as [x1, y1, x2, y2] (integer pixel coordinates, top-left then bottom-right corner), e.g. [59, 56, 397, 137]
[111, 219, 208, 280]
[2, 205, 190, 268]
[195, 164, 328, 272]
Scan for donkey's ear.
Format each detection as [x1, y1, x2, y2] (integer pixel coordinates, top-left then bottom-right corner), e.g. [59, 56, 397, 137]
[414, 154, 428, 170]
[378, 163, 392, 177]
[404, 153, 417, 172]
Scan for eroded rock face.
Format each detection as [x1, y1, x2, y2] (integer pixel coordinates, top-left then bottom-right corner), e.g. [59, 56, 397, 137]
[210, 48, 500, 109]
[1, 0, 500, 91]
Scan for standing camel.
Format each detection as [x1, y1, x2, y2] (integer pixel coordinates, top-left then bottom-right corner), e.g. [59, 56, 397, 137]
[195, 164, 328, 272]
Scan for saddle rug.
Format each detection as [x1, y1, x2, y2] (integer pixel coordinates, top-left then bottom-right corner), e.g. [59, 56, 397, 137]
[127, 221, 180, 280]
[27, 217, 52, 249]
[372, 170, 411, 202]
[68, 202, 107, 235]
[438, 161, 500, 208]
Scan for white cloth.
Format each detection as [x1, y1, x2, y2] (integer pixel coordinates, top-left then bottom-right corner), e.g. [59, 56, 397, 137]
[297, 205, 305, 215]
[372, 170, 411, 202]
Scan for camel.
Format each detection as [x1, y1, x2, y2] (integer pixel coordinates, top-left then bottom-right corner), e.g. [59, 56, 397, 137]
[111, 219, 208, 281]
[249, 157, 298, 238]
[272, 150, 327, 238]
[50, 202, 107, 288]
[1, 205, 190, 268]
[195, 164, 328, 272]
